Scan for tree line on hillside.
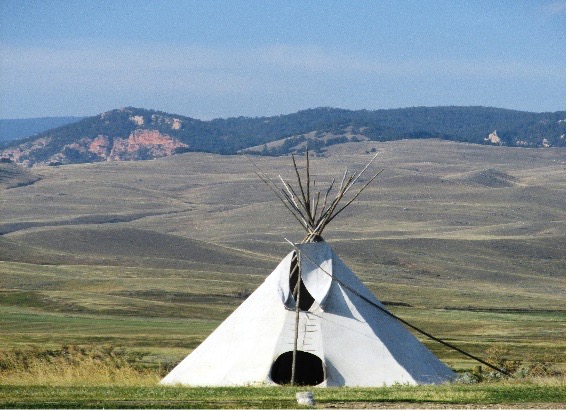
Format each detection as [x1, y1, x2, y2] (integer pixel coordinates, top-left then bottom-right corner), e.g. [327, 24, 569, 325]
[166, 106, 566, 152]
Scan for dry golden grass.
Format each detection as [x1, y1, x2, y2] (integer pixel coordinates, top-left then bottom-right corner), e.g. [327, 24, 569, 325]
[0, 345, 161, 386]
[0, 361, 160, 386]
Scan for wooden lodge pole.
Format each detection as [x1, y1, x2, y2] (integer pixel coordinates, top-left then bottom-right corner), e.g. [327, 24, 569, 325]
[291, 249, 302, 386]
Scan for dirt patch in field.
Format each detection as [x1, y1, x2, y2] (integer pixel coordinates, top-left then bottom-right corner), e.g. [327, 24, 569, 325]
[317, 401, 565, 409]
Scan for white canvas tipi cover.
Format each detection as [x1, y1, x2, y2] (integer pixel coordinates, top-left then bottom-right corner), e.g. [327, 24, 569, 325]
[161, 241, 455, 387]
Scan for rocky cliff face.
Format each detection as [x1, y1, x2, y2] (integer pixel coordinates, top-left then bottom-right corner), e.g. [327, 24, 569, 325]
[1, 137, 53, 167]
[1, 130, 188, 166]
[89, 130, 188, 161]
[51, 130, 188, 165]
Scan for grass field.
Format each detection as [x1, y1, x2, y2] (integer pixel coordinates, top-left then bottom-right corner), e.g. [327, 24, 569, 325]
[0, 382, 565, 409]
[0, 139, 565, 408]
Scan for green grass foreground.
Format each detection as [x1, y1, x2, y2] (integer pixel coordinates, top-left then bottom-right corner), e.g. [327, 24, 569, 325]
[0, 381, 565, 409]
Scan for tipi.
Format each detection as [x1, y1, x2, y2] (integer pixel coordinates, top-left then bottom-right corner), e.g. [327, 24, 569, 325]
[161, 153, 456, 387]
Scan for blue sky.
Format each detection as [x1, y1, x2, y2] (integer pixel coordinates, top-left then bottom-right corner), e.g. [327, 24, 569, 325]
[0, 0, 566, 119]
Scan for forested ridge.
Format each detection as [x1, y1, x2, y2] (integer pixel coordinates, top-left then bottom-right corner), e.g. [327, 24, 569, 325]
[1, 106, 565, 165]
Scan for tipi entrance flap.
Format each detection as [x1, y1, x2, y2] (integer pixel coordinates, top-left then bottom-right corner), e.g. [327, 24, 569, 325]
[297, 242, 333, 306]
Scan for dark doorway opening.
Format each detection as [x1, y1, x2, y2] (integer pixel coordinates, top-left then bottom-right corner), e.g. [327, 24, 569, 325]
[270, 351, 325, 386]
[289, 252, 315, 311]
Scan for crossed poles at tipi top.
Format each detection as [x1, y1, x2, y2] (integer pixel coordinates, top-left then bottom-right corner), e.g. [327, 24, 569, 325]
[245, 150, 383, 243]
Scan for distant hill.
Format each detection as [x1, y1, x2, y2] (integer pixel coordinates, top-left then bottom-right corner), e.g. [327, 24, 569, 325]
[0, 117, 85, 144]
[0, 106, 565, 167]
[0, 160, 41, 189]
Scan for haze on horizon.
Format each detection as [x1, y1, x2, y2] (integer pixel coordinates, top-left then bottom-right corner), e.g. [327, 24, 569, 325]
[0, 0, 566, 120]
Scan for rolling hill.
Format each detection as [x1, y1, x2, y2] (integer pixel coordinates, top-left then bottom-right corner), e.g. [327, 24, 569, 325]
[0, 106, 565, 167]
[0, 160, 41, 189]
[0, 139, 565, 374]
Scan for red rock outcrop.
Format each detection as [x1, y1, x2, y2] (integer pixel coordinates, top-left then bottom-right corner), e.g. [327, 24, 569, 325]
[0, 137, 52, 167]
[0, 129, 189, 166]
[108, 129, 188, 160]
[89, 135, 113, 158]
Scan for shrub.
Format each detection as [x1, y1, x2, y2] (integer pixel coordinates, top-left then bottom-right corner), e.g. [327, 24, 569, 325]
[480, 345, 562, 381]
[454, 372, 480, 384]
